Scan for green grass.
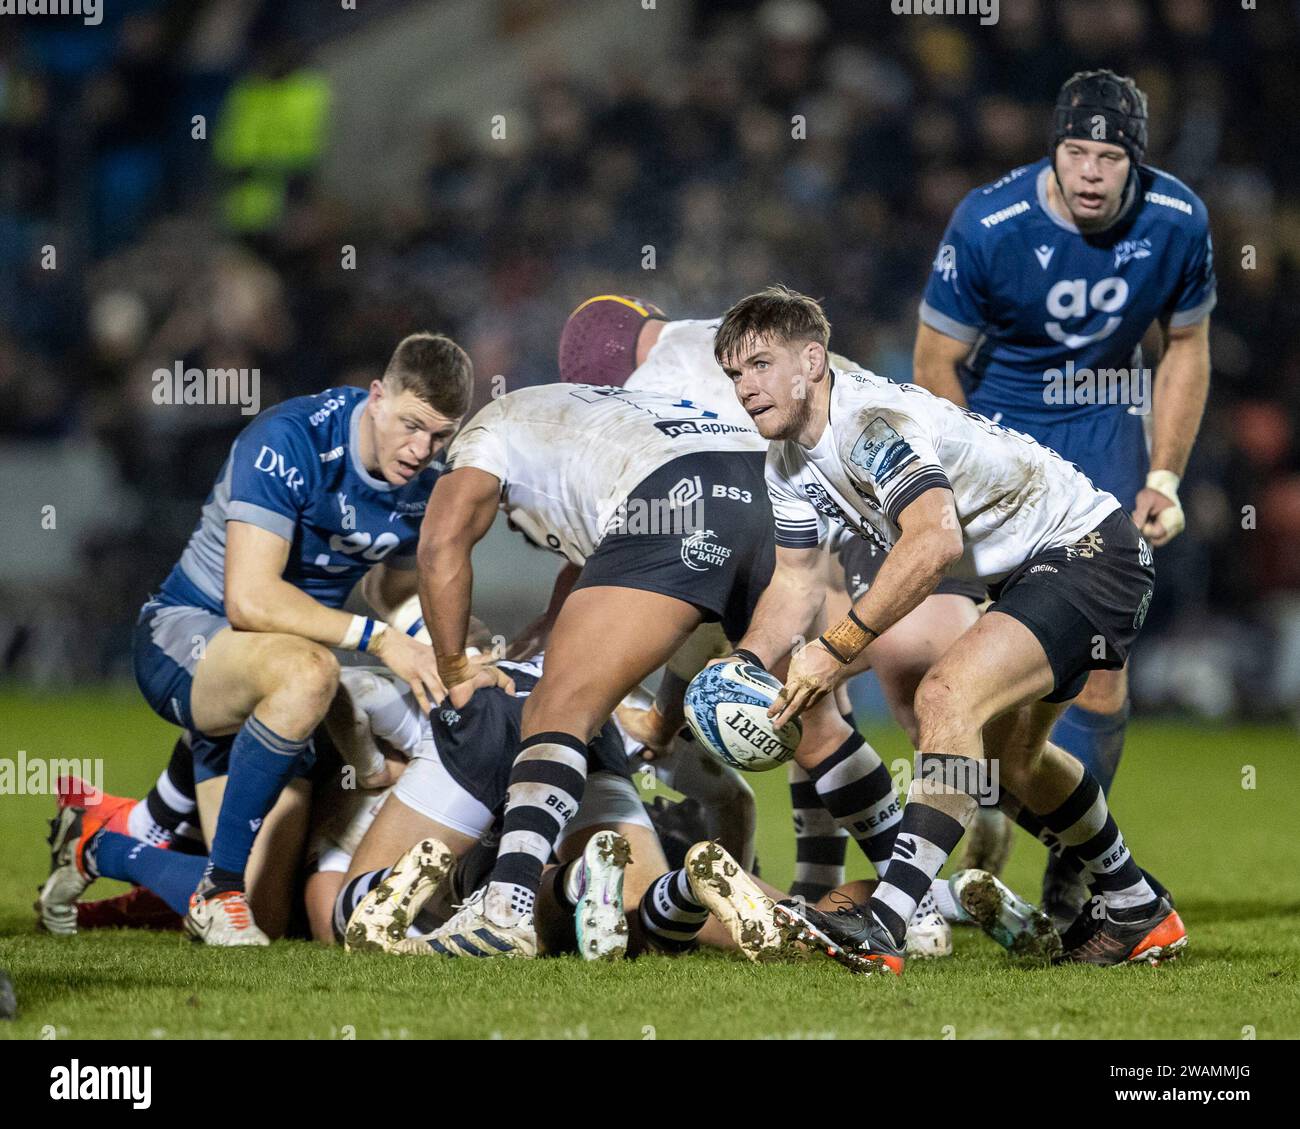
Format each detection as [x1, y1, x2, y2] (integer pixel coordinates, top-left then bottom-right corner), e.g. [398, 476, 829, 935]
[1, 688, 1297, 1039]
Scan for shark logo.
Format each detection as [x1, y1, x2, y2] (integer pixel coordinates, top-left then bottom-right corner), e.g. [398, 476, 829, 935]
[1114, 238, 1153, 268]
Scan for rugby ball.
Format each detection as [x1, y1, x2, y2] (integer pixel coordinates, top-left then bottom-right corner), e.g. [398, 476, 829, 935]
[684, 660, 801, 772]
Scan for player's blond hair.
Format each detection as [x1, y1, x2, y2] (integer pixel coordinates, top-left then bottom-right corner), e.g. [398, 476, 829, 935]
[713, 285, 831, 366]
[383, 333, 474, 418]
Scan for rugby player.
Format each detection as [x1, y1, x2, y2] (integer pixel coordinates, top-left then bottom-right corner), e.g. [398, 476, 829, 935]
[913, 70, 1214, 920]
[559, 297, 981, 913]
[716, 286, 1185, 973]
[412, 383, 778, 957]
[38, 334, 472, 945]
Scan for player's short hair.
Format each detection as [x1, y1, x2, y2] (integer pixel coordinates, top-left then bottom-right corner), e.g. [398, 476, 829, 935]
[382, 333, 474, 418]
[713, 285, 831, 366]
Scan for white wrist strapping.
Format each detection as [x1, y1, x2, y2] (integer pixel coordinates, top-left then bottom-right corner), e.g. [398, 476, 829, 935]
[339, 615, 389, 653]
[1144, 470, 1185, 538]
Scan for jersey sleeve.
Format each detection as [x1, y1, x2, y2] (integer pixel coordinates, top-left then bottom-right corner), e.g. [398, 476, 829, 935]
[1167, 203, 1217, 328]
[225, 415, 319, 541]
[844, 400, 952, 527]
[765, 447, 826, 549]
[444, 406, 509, 484]
[918, 195, 991, 344]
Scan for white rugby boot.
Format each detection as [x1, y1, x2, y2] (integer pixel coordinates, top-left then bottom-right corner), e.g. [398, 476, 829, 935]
[573, 831, 631, 962]
[400, 887, 537, 958]
[345, 838, 457, 953]
[186, 887, 270, 947]
[686, 841, 787, 962]
[36, 807, 94, 937]
[951, 868, 1062, 961]
[904, 888, 953, 958]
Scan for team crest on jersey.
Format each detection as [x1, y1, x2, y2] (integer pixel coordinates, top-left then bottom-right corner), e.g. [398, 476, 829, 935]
[1065, 531, 1105, 560]
[1114, 238, 1153, 268]
[680, 529, 731, 572]
[850, 418, 916, 488]
[933, 244, 957, 283]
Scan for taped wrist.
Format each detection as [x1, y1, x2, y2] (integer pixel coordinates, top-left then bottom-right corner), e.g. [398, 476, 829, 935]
[437, 652, 473, 686]
[818, 609, 879, 665]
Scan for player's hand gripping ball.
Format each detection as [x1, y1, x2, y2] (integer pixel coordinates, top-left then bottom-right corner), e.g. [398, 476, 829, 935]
[684, 659, 802, 772]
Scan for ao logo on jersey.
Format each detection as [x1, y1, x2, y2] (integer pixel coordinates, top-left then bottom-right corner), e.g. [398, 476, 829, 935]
[1045, 276, 1129, 348]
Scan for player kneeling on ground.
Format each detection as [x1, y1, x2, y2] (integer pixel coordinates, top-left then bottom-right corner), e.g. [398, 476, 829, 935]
[715, 286, 1185, 974]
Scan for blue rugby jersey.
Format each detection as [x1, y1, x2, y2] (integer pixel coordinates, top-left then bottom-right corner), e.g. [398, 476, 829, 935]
[920, 157, 1216, 429]
[158, 387, 440, 614]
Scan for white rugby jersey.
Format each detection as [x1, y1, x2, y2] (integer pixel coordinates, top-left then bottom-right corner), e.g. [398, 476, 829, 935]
[768, 368, 1121, 584]
[626, 318, 865, 433]
[626, 319, 752, 428]
[447, 383, 765, 565]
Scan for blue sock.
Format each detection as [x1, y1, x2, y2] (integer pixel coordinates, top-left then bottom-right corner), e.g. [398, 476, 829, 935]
[1050, 702, 1128, 795]
[90, 831, 208, 916]
[206, 715, 309, 887]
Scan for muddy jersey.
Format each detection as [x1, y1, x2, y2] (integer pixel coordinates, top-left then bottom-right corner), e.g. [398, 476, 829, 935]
[766, 368, 1121, 585]
[446, 383, 765, 565]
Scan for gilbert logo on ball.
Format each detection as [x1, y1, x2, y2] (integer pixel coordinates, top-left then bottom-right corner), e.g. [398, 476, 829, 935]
[684, 660, 801, 772]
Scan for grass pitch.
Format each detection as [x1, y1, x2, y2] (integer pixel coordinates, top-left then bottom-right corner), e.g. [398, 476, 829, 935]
[1, 688, 1297, 1040]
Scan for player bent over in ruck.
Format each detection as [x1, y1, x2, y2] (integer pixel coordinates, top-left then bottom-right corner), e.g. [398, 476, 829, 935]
[38, 335, 470, 945]
[715, 287, 1186, 974]
[414, 383, 776, 957]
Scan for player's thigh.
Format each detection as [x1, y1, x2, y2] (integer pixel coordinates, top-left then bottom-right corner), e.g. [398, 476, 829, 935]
[344, 792, 477, 883]
[304, 870, 345, 944]
[244, 777, 313, 938]
[869, 593, 981, 742]
[915, 610, 1057, 739]
[523, 585, 703, 740]
[189, 628, 340, 737]
[1073, 665, 1129, 713]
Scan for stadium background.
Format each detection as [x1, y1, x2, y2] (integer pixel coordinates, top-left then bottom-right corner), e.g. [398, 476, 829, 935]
[1, 0, 1298, 726]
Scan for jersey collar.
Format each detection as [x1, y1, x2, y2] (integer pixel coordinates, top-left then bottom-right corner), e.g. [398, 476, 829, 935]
[348, 400, 399, 492]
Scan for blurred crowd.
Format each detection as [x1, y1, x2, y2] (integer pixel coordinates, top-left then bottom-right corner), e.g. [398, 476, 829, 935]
[2, 0, 1298, 714]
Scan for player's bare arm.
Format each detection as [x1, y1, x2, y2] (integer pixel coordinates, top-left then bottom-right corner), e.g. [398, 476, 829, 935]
[417, 465, 515, 705]
[1134, 316, 1211, 545]
[911, 322, 971, 408]
[772, 487, 963, 727]
[733, 544, 827, 670]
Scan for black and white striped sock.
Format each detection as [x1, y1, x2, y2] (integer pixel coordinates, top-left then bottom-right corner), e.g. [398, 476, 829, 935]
[869, 753, 982, 945]
[1033, 772, 1158, 921]
[486, 732, 588, 924]
[332, 866, 393, 943]
[789, 762, 848, 901]
[806, 732, 902, 879]
[638, 868, 709, 952]
[128, 736, 198, 848]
